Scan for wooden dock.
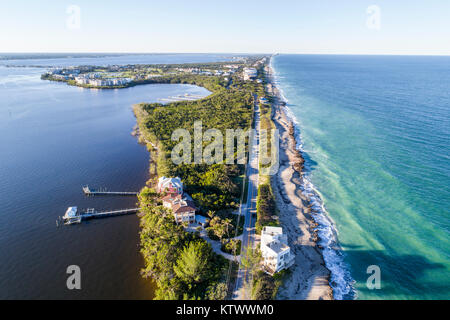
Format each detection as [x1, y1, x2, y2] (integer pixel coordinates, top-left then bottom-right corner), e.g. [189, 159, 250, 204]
[57, 207, 140, 226]
[81, 207, 140, 218]
[82, 185, 139, 196]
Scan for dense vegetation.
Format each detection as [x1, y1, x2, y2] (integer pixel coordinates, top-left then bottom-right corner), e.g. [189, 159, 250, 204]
[137, 58, 286, 300]
[255, 182, 279, 234]
[255, 65, 279, 235]
[135, 61, 266, 300]
[252, 270, 287, 300]
[139, 187, 228, 300]
[135, 74, 254, 214]
[251, 64, 285, 299]
[43, 57, 286, 299]
[240, 246, 281, 299]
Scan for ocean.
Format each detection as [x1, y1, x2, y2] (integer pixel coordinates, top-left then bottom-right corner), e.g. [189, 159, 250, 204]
[272, 54, 450, 299]
[0, 54, 217, 299]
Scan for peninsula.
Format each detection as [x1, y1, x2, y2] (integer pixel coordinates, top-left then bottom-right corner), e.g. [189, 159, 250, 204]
[42, 55, 333, 300]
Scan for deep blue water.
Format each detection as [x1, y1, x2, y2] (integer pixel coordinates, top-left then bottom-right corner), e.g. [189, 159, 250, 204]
[0, 54, 212, 299]
[273, 54, 450, 300]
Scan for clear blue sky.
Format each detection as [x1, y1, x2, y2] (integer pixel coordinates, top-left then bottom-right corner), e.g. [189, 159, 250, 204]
[1, 0, 449, 54]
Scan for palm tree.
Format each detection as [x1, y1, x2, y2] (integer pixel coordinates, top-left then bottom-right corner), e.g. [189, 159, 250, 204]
[206, 210, 215, 219]
[222, 218, 233, 239]
[174, 241, 212, 284]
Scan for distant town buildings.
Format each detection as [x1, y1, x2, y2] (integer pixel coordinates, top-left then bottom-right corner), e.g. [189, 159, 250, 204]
[175, 67, 232, 76]
[224, 64, 240, 70]
[146, 74, 162, 79]
[51, 74, 71, 81]
[243, 67, 258, 81]
[254, 57, 267, 67]
[44, 67, 133, 87]
[74, 75, 132, 87]
[44, 63, 243, 88]
[260, 226, 295, 274]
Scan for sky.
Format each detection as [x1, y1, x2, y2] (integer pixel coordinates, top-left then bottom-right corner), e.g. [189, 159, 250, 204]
[1, 0, 449, 55]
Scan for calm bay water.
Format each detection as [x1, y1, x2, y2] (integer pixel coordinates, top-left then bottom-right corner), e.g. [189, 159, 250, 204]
[273, 54, 450, 299]
[0, 54, 213, 299]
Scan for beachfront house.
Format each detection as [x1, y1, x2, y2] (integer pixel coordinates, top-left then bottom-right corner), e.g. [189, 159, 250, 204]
[260, 226, 295, 275]
[157, 176, 183, 194]
[161, 193, 196, 224]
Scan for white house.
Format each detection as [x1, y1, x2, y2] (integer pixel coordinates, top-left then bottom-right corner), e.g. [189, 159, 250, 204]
[260, 226, 294, 275]
[157, 176, 183, 194]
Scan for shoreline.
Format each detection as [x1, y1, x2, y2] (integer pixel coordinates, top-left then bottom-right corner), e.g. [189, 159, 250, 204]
[130, 57, 336, 300]
[267, 58, 334, 300]
[132, 65, 259, 299]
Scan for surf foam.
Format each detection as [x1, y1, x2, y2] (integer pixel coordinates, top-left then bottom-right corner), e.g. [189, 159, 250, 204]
[270, 56, 356, 300]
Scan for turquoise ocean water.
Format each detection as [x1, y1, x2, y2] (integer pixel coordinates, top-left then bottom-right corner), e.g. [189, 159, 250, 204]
[272, 54, 450, 300]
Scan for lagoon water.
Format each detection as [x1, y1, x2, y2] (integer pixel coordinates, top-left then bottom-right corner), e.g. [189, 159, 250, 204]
[0, 54, 214, 299]
[273, 54, 450, 299]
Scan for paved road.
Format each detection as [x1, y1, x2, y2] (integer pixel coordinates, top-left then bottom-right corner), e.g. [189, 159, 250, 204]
[232, 100, 260, 300]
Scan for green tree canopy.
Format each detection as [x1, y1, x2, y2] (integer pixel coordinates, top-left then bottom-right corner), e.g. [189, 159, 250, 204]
[174, 240, 214, 285]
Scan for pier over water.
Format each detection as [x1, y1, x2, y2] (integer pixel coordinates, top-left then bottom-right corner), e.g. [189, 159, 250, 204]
[82, 185, 139, 196]
[58, 207, 140, 225]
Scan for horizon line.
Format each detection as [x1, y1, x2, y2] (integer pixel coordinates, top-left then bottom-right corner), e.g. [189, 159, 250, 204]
[1, 51, 450, 57]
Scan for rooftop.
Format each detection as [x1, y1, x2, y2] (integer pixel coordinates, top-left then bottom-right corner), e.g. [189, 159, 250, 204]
[172, 200, 196, 214]
[262, 226, 283, 236]
[267, 240, 289, 254]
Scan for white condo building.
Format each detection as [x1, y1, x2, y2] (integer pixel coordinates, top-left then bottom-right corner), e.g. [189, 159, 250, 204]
[243, 67, 257, 81]
[75, 76, 131, 87]
[260, 226, 295, 274]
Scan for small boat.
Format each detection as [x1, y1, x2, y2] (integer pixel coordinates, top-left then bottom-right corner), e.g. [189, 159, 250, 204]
[62, 206, 82, 224]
